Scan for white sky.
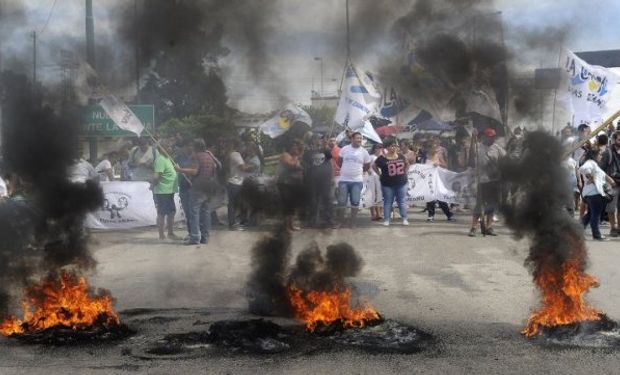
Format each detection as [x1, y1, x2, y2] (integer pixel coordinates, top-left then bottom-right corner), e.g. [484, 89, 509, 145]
[2, 0, 620, 113]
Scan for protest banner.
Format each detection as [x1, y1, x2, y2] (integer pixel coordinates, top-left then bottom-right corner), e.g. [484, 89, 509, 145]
[85, 181, 185, 230]
[360, 164, 475, 208]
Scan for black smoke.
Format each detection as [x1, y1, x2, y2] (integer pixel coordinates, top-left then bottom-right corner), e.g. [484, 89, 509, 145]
[246, 227, 367, 317]
[0, 71, 103, 317]
[247, 226, 292, 316]
[499, 131, 585, 276]
[288, 242, 363, 292]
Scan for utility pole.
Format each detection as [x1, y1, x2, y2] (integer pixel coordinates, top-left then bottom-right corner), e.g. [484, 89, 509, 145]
[134, 0, 140, 102]
[85, 0, 96, 70]
[314, 57, 324, 96]
[85, 0, 97, 162]
[345, 0, 350, 62]
[32, 30, 37, 84]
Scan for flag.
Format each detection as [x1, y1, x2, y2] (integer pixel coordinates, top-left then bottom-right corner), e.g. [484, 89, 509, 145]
[465, 87, 505, 135]
[100, 95, 145, 136]
[334, 64, 380, 130]
[559, 49, 620, 126]
[259, 103, 312, 139]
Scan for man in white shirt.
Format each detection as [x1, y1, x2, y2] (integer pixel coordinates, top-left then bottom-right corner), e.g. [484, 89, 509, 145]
[95, 152, 118, 182]
[336, 132, 371, 227]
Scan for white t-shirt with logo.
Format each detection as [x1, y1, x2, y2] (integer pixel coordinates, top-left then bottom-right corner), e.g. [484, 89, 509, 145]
[339, 145, 371, 182]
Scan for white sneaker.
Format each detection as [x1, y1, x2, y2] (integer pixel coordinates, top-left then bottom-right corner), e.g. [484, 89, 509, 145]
[382, 221, 390, 226]
[402, 219, 409, 226]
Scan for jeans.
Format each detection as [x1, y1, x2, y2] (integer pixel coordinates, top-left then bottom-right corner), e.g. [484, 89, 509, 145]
[189, 189, 211, 244]
[337, 181, 364, 207]
[226, 183, 242, 227]
[583, 194, 605, 239]
[381, 184, 408, 221]
[427, 200, 453, 219]
[179, 188, 191, 234]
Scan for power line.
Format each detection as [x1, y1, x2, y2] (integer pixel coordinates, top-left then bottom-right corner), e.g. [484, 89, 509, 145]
[39, 0, 58, 35]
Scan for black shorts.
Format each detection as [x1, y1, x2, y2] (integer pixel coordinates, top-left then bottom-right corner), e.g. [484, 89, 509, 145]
[153, 193, 176, 216]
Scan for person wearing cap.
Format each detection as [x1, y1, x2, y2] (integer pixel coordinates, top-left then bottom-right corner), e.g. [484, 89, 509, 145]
[468, 127, 506, 237]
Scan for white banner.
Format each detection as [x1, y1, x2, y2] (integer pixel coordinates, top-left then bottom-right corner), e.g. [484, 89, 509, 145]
[100, 95, 145, 136]
[360, 164, 475, 208]
[85, 181, 185, 230]
[559, 49, 620, 125]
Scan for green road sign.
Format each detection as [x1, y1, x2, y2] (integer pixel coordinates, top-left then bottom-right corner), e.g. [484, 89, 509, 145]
[83, 104, 155, 137]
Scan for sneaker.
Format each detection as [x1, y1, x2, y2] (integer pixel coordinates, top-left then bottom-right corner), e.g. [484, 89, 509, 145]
[184, 240, 200, 246]
[447, 215, 456, 222]
[485, 228, 498, 236]
[492, 215, 499, 222]
[427, 216, 434, 222]
[382, 221, 390, 226]
[468, 228, 477, 237]
[402, 219, 409, 226]
[610, 229, 619, 238]
[594, 236, 608, 241]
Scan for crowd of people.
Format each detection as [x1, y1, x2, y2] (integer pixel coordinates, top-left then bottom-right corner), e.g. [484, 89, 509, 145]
[1, 121, 618, 244]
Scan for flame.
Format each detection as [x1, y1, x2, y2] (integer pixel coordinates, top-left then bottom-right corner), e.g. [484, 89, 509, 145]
[0, 272, 120, 336]
[287, 284, 381, 332]
[522, 255, 601, 337]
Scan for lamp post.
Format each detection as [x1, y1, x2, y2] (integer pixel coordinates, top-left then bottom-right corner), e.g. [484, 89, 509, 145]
[314, 56, 323, 96]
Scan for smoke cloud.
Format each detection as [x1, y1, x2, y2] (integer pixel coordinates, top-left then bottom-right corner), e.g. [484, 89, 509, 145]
[0, 71, 103, 317]
[246, 227, 367, 318]
[499, 131, 586, 278]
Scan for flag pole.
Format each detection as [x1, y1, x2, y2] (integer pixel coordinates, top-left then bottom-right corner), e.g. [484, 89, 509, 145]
[141, 126, 193, 186]
[329, 0, 351, 139]
[564, 107, 620, 158]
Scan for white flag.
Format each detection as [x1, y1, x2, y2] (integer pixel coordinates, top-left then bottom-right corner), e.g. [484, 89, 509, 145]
[259, 103, 312, 138]
[100, 95, 145, 136]
[334, 64, 379, 130]
[559, 49, 620, 125]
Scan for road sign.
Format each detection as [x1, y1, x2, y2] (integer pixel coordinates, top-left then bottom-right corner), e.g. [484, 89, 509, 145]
[83, 104, 154, 137]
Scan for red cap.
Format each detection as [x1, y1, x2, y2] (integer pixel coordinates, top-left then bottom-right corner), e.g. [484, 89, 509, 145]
[483, 128, 497, 138]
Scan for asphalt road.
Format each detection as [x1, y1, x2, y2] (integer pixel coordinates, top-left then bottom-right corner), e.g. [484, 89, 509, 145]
[2, 211, 620, 374]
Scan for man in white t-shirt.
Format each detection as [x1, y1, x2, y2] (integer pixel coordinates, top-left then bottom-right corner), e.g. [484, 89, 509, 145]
[95, 152, 118, 182]
[336, 132, 371, 227]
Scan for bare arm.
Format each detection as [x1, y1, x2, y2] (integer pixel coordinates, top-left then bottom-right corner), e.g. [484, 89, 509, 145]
[371, 162, 380, 175]
[280, 152, 301, 169]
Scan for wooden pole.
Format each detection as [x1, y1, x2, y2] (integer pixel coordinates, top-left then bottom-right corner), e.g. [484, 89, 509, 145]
[564, 107, 620, 158]
[142, 127, 193, 185]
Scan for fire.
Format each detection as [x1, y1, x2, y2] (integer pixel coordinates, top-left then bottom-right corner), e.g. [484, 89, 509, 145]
[0, 271, 120, 336]
[522, 256, 601, 337]
[287, 284, 381, 332]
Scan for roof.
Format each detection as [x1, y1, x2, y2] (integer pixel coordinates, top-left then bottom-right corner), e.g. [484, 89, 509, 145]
[575, 49, 620, 68]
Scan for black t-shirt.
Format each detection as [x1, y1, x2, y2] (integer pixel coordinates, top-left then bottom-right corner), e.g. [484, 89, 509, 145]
[303, 147, 333, 184]
[375, 154, 408, 187]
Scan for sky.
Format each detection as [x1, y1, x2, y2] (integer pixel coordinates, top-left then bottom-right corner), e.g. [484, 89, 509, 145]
[2, 0, 620, 113]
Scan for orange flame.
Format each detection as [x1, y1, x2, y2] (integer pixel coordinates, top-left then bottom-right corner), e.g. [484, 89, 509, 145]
[0, 272, 120, 336]
[522, 256, 601, 337]
[287, 284, 381, 332]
